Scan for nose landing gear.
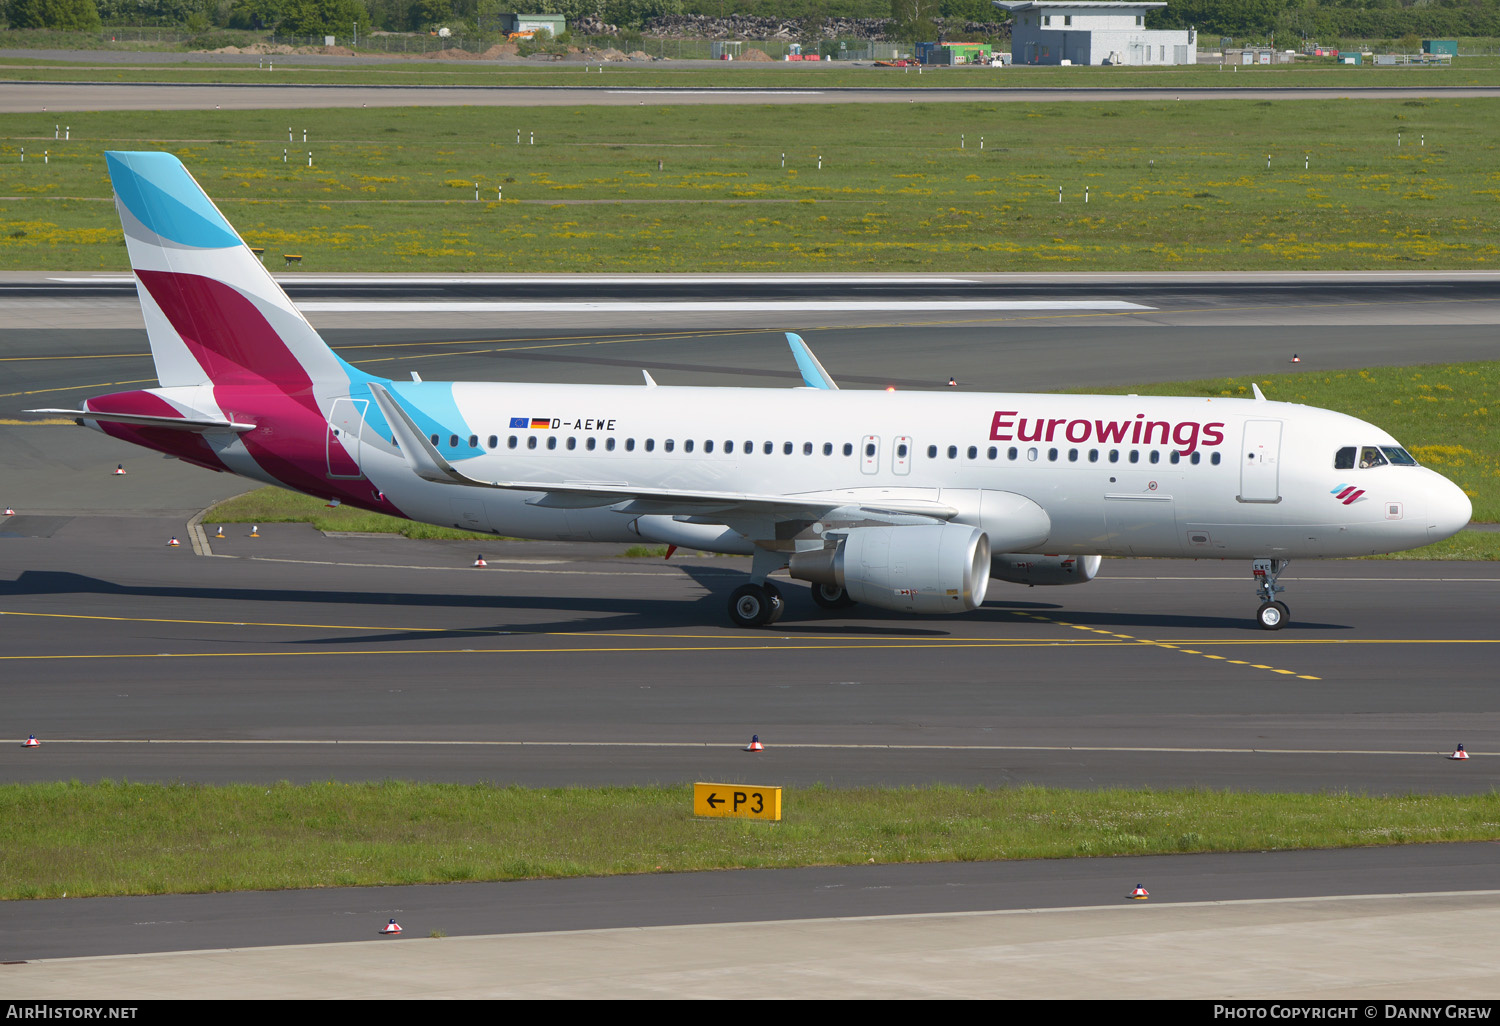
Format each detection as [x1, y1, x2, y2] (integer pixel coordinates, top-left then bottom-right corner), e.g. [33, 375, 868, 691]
[1252, 558, 1290, 630]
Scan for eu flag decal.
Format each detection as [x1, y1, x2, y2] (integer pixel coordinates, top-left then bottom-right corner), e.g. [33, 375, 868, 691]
[509, 417, 528, 429]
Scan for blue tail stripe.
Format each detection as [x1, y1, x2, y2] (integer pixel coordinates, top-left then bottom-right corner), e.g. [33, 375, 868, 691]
[106, 151, 241, 250]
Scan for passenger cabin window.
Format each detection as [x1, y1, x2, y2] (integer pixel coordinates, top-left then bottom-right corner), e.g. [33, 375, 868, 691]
[546, 436, 557, 450]
[967, 446, 978, 460]
[586, 437, 596, 451]
[784, 442, 794, 455]
[487, 435, 498, 449]
[1335, 446, 1357, 470]
[527, 436, 537, 450]
[928, 445, 938, 459]
[803, 442, 813, 455]
[947, 446, 958, 460]
[606, 438, 616, 451]
[843, 443, 854, 456]
[824, 442, 834, 456]
[508, 436, 518, 449]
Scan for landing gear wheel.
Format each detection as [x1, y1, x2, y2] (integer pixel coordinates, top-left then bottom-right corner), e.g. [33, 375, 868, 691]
[810, 582, 855, 610]
[1275, 601, 1290, 624]
[1256, 601, 1286, 631]
[763, 582, 786, 625]
[729, 584, 774, 628]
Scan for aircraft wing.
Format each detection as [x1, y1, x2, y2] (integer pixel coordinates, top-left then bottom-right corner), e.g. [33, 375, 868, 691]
[26, 408, 255, 432]
[368, 383, 954, 522]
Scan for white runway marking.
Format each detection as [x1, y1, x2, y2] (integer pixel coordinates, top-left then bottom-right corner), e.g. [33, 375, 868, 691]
[33, 739, 1485, 756]
[296, 300, 1153, 313]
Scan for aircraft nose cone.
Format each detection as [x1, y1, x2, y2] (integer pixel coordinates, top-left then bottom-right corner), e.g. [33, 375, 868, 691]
[1427, 474, 1472, 543]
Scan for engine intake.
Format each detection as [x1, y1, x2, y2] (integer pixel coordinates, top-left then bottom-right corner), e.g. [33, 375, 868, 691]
[990, 553, 1102, 586]
[790, 524, 991, 614]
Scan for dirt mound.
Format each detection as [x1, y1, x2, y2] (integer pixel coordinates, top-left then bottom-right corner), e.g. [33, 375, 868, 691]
[479, 42, 518, 59]
[626, 50, 652, 61]
[739, 47, 774, 61]
[417, 47, 480, 60]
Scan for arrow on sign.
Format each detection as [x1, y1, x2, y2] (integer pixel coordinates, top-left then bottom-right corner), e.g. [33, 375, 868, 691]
[706, 793, 723, 809]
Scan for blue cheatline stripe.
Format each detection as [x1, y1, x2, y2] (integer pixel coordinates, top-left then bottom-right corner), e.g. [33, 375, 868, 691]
[106, 151, 241, 251]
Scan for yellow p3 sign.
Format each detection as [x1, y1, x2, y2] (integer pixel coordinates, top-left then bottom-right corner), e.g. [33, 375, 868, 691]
[693, 782, 782, 821]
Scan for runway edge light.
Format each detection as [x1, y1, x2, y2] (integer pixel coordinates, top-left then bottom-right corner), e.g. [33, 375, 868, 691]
[474, 554, 487, 567]
[744, 734, 763, 752]
[23, 735, 39, 748]
[1450, 744, 1470, 761]
[380, 918, 402, 935]
[1129, 885, 1149, 900]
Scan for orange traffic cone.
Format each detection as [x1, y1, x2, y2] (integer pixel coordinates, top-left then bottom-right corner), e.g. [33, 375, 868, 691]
[1129, 885, 1149, 900]
[23, 735, 39, 748]
[1450, 744, 1470, 761]
[167, 536, 180, 547]
[250, 525, 260, 538]
[473, 554, 487, 567]
[380, 918, 402, 935]
[744, 734, 763, 752]
[114, 464, 126, 475]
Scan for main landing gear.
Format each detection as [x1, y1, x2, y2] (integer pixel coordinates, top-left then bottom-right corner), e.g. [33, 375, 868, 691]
[1252, 558, 1291, 631]
[729, 582, 785, 628]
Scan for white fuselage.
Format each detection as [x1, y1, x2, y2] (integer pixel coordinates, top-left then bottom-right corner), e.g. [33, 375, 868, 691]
[330, 383, 1469, 559]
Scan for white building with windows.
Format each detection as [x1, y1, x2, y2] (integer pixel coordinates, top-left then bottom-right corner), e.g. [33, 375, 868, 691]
[992, 2, 1197, 66]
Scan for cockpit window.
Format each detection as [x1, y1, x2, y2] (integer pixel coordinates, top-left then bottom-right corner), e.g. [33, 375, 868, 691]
[1359, 446, 1388, 469]
[1334, 446, 1356, 470]
[1381, 446, 1418, 466]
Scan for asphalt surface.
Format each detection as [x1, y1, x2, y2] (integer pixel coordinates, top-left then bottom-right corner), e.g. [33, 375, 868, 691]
[3, 274, 1500, 985]
[8, 81, 1500, 113]
[3, 844, 1498, 962]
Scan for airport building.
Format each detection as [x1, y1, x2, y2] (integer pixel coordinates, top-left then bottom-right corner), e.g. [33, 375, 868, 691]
[992, 1, 1197, 66]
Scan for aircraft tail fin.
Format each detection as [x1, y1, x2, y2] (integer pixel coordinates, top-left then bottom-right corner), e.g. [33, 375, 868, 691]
[105, 151, 349, 391]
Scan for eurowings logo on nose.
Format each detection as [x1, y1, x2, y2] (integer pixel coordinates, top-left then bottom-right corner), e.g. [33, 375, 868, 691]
[1331, 483, 1367, 505]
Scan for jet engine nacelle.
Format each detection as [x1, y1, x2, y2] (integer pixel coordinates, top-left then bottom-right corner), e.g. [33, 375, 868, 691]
[990, 553, 1102, 586]
[790, 524, 991, 613]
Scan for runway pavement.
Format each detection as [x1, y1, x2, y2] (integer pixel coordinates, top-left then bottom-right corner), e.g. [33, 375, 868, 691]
[6, 80, 1500, 113]
[3, 275, 1499, 992]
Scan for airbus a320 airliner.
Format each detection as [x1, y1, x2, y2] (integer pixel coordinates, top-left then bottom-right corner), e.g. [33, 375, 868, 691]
[33, 152, 1473, 630]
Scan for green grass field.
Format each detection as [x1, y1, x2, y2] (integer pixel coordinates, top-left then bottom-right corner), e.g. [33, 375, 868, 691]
[2, 781, 1496, 898]
[3, 98, 1497, 272]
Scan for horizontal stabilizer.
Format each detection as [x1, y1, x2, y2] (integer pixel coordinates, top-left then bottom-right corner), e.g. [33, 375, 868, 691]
[26, 408, 255, 432]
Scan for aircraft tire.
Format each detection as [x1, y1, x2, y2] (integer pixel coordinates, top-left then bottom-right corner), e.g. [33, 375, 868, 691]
[729, 584, 774, 628]
[1256, 601, 1286, 631]
[763, 582, 786, 625]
